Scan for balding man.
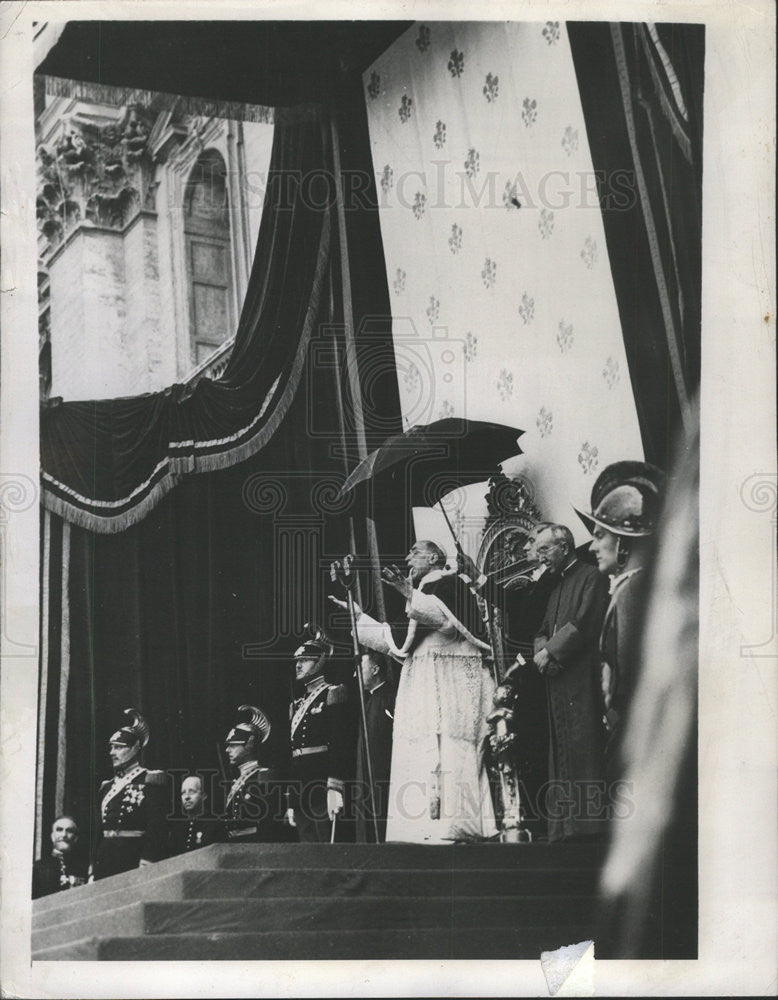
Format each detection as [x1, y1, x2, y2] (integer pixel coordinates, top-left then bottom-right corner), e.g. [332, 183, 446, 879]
[533, 524, 610, 842]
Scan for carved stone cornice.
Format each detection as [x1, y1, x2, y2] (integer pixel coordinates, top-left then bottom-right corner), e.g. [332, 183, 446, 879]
[36, 104, 156, 251]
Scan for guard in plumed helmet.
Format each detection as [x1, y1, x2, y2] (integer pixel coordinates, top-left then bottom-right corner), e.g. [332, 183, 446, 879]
[92, 708, 169, 880]
[223, 704, 285, 842]
[285, 627, 352, 842]
[575, 460, 666, 766]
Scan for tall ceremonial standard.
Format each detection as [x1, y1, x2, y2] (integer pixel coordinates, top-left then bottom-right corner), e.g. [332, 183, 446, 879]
[354, 542, 497, 843]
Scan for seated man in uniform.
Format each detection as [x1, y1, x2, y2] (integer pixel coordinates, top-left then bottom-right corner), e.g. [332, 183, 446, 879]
[223, 704, 285, 842]
[168, 774, 222, 856]
[93, 707, 168, 880]
[32, 815, 88, 898]
[285, 630, 351, 842]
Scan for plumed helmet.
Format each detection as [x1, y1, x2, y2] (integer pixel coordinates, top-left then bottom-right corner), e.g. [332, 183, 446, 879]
[575, 460, 666, 537]
[293, 624, 333, 664]
[109, 707, 150, 748]
[224, 704, 272, 746]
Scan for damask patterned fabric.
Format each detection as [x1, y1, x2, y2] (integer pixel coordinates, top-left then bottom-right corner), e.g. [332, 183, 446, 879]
[364, 22, 644, 542]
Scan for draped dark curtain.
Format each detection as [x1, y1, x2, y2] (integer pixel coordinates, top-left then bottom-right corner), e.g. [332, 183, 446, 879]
[35, 31, 408, 851]
[568, 22, 704, 468]
[41, 117, 334, 530]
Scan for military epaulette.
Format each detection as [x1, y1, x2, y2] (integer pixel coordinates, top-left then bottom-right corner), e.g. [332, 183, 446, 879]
[144, 769, 168, 786]
[326, 683, 347, 705]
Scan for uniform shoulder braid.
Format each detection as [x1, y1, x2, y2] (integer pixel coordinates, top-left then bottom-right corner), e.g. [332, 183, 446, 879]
[144, 769, 168, 786]
[326, 683, 348, 705]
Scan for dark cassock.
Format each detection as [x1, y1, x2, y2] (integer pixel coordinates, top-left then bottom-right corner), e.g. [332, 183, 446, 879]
[355, 673, 396, 844]
[489, 568, 556, 837]
[32, 852, 88, 899]
[535, 559, 610, 842]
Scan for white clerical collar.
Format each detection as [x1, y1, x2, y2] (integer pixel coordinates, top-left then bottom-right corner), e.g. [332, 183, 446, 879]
[560, 558, 578, 577]
[609, 566, 643, 595]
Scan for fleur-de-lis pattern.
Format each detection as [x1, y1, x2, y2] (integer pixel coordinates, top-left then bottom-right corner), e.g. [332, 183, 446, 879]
[537, 406, 553, 438]
[562, 126, 579, 156]
[557, 320, 574, 354]
[581, 236, 598, 269]
[380, 165, 394, 194]
[448, 48, 465, 78]
[367, 72, 381, 100]
[578, 442, 599, 474]
[503, 180, 520, 210]
[416, 24, 431, 53]
[481, 257, 497, 289]
[483, 73, 499, 103]
[399, 94, 413, 124]
[366, 21, 643, 532]
[519, 293, 535, 325]
[522, 98, 538, 127]
[496, 369, 514, 401]
[603, 356, 620, 388]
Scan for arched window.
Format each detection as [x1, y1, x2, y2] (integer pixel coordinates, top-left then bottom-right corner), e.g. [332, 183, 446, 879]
[183, 150, 235, 366]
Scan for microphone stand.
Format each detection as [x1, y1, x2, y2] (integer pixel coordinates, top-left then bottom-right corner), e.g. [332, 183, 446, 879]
[332, 556, 381, 844]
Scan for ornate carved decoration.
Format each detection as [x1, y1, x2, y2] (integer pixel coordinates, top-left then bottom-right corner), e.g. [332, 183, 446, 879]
[477, 472, 541, 586]
[36, 105, 155, 249]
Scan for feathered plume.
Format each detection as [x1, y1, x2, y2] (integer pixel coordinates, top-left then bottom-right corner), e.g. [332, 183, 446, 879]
[122, 707, 150, 747]
[237, 704, 272, 744]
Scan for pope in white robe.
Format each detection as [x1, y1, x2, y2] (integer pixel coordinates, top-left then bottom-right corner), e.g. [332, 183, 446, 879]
[334, 541, 497, 843]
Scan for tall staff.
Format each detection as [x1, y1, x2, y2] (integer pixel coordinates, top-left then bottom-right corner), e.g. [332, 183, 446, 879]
[330, 555, 381, 845]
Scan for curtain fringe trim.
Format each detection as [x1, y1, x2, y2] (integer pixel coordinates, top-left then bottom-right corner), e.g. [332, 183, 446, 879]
[41, 211, 331, 534]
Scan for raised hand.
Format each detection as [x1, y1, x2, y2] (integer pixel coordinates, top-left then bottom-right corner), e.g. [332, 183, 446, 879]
[381, 564, 412, 600]
[327, 594, 361, 615]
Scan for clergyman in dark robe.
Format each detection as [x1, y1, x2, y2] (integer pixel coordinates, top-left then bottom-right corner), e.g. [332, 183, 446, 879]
[533, 524, 610, 842]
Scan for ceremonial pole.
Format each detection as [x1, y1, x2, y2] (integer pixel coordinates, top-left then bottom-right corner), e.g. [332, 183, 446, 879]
[331, 556, 381, 844]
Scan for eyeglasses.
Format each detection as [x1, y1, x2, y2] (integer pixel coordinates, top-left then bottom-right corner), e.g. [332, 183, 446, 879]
[535, 542, 560, 556]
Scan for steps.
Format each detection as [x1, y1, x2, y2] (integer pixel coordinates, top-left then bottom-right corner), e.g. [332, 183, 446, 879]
[32, 842, 605, 961]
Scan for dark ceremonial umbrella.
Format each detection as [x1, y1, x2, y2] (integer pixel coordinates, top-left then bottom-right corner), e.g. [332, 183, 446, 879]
[339, 418, 524, 548]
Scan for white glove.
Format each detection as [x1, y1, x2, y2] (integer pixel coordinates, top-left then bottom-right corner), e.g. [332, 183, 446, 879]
[327, 788, 344, 820]
[285, 807, 297, 827]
